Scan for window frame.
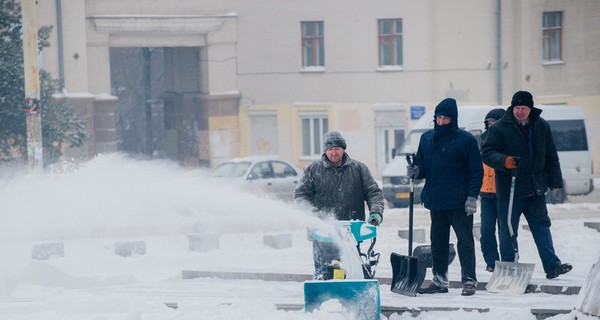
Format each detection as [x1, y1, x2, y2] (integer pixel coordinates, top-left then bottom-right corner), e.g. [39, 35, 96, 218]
[542, 11, 563, 63]
[301, 21, 325, 68]
[378, 18, 403, 67]
[300, 112, 329, 157]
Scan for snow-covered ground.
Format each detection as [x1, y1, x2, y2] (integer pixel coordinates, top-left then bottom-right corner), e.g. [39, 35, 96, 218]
[0, 153, 599, 320]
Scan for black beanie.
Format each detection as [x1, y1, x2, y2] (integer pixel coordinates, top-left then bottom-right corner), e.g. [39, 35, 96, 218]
[510, 91, 534, 108]
[484, 108, 506, 129]
[323, 131, 346, 150]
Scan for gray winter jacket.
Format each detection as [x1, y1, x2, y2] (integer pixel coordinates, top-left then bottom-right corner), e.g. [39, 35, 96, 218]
[293, 153, 384, 221]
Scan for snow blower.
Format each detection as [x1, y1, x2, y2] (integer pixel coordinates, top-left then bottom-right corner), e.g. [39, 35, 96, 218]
[304, 220, 381, 320]
[486, 158, 535, 294]
[390, 154, 426, 297]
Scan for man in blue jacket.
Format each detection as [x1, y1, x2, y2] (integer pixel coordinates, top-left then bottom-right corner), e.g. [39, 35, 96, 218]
[482, 90, 572, 279]
[407, 98, 483, 296]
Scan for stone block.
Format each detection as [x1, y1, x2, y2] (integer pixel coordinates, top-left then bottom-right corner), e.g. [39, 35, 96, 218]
[263, 233, 292, 249]
[584, 222, 600, 232]
[31, 242, 64, 260]
[115, 241, 146, 257]
[473, 221, 481, 240]
[187, 233, 220, 252]
[398, 228, 426, 243]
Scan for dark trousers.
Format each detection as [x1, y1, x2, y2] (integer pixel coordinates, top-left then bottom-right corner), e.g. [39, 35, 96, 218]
[430, 207, 477, 287]
[497, 195, 561, 273]
[480, 196, 500, 268]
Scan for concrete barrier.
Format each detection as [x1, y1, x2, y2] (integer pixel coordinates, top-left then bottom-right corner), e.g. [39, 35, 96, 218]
[473, 221, 481, 240]
[187, 233, 219, 252]
[584, 222, 600, 232]
[263, 233, 292, 249]
[31, 242, 64, 260]
[398, 228, 426, 243]
[115, 241, 146, 257]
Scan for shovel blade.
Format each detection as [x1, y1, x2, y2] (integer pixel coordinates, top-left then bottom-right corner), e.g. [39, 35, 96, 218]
[486, 260, 535, 294]
[390, 253, 426, 297]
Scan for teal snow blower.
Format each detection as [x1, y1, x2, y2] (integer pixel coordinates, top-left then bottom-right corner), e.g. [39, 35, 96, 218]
[390, 153, 426, 297]
[304, 220, 381, 320]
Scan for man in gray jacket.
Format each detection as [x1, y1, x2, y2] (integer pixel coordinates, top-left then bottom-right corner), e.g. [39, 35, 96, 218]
[294, 131, 384, 279]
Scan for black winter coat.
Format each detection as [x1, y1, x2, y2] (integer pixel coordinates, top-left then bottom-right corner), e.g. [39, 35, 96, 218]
[481, 106, 563, 199]
[293, 153, 384, 221]
[414, 127, 483, 211]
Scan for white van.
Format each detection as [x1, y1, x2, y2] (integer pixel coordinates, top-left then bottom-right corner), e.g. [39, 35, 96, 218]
[381, 105, 593, 207]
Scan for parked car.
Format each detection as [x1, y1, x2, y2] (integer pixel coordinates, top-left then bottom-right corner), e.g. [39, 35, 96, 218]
[209, 156, 302, 201]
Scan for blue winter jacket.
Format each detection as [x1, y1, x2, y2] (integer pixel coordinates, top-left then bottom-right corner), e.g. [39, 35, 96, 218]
[413, 99, 483, 211]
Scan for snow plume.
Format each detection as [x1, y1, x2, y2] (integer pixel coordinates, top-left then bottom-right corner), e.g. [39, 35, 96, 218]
[0, 153, 319, 241]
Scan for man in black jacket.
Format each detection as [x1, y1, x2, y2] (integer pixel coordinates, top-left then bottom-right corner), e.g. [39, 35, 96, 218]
[294, 131, 384, 280]
[482, 90, 572, 279]
[407, 98, 483, 296]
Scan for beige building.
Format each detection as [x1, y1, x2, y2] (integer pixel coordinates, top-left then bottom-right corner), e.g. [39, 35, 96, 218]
[34, 0, 600, 176]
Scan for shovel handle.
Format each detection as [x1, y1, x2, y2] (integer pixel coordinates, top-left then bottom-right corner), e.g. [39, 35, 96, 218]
[405, 153, 416, 255]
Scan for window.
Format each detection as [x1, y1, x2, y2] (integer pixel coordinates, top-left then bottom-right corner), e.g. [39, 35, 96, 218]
[547, 120, 588, 151]
[272, 161, 298, 178]
[301, 114, 328, 156]
[378, 19, 403, 66]
[301, 21, 324, 67]
[543, 12, 562, 62]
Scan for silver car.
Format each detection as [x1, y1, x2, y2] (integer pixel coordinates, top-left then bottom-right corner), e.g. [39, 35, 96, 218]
[210, 156, 302, 201]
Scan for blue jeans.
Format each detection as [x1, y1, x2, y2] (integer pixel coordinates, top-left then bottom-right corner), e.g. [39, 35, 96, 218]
[497, 195, 561, 273]
[480, 196, 500, 268]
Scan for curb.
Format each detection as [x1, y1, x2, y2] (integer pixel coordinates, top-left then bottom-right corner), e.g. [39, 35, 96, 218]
[181, 270, 581, 295]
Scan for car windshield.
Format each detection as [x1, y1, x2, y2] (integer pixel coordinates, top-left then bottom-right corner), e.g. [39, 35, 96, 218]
[397, 129, 427, 155]
[210, 162, 252, 178]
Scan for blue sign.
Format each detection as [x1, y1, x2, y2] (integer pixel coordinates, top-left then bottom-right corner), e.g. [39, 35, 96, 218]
[410, 106, 426, 120]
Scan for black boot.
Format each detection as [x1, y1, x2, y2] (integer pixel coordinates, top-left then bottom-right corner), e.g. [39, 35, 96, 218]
[546, 263, 572, 279]
[417, 283, 448, 294]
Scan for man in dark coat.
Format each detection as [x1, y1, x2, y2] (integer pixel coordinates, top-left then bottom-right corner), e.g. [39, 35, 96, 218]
[294, 131, 384, 279]
[407, 98, 483, 296]
[482, 90, 572, 279]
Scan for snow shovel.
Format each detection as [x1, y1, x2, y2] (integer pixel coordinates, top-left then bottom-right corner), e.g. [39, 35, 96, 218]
[390, 154, 426, 297]
[486, 159, 535, 294]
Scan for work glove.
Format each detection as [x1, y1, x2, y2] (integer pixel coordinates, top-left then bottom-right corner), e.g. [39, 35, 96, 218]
[368, 212, 382, 226]
[465, 197, 477, 216]
[406, 165, 419, 178]
[504, 156, 517, 169]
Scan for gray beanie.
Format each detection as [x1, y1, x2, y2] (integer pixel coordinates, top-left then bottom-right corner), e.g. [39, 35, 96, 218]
[323, 131, 347, 150]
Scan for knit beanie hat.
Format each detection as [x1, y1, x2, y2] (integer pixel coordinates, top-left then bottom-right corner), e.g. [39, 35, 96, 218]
[510, 91, 534, 108]
[484, 108, 506, 129]
[323, 131, 347, 150]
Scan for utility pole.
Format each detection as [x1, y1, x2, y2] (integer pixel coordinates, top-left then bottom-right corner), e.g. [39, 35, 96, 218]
[21, 0, 43, 172]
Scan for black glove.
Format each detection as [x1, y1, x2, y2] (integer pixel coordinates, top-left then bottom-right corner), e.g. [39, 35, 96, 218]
[406, 165, 419, 178]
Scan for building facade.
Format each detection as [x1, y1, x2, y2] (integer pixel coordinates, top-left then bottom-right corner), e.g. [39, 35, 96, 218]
[34, 0, 600, 176]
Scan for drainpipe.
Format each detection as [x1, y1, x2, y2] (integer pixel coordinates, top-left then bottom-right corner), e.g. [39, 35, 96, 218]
[55, 0, 65, 82]
[496, 0, 502, 105]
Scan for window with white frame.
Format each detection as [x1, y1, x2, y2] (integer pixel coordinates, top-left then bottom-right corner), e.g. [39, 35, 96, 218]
[378, 19, 403, 66]
[301, 113, 328, 156]
[301, 21, 325, 67]
[543, 12, 563, 62]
